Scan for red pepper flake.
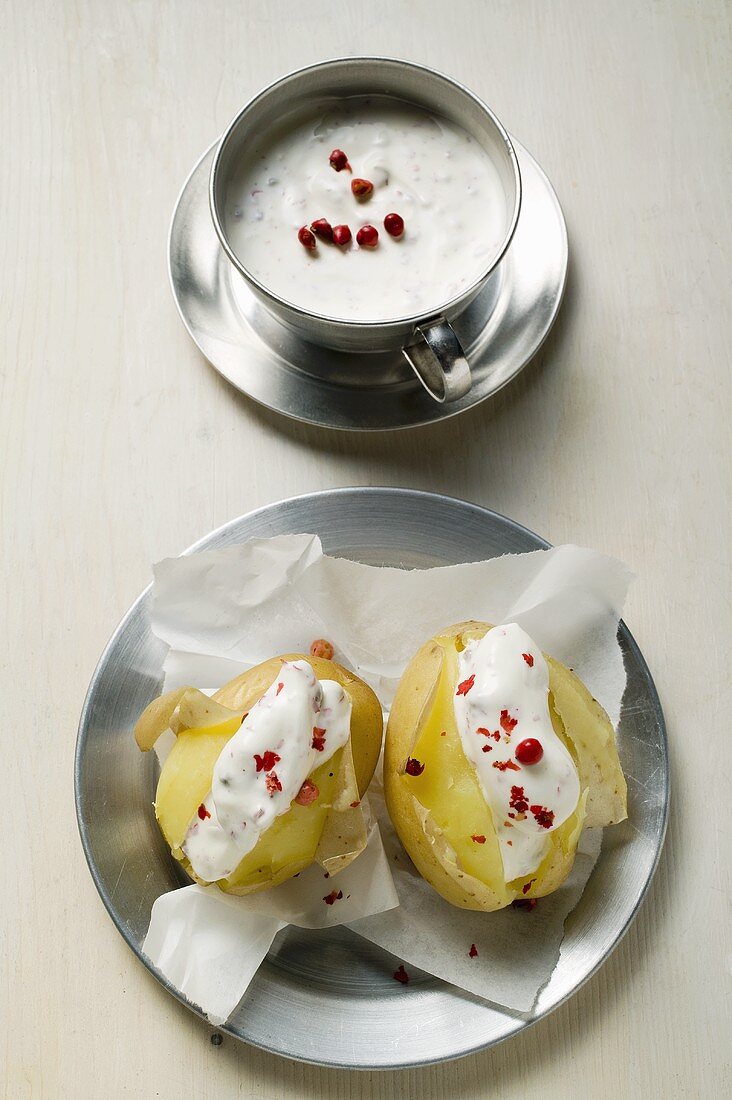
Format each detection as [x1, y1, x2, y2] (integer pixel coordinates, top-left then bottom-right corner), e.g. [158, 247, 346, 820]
[522, 879, 536, 895]
[276, 682, 284, 696]
[471, 834, 487, 844]
[197, 803, 210, 821]
[492, 759, 521, 772]
[468, 943, 478, 958]
[323, 889, 343, 905]
[509, 785, 529, 813]
[312, 726, 326, 751]
[405, 757, 425, 776]
[393, 964, 409, 984]
[254, 750, 281, 773]
[476, 727, 501, 742]
[456, 674, 475, 696]
[506, 840, 513, 846]
[530, 804, 555, 829]
[500, 709, 518, 734]
[512, 898, 538, 912]
[522, 652, 534, 667]
[294, 779, 319, 806]
[481, 745, 493, 753]
[265, 771, 282, 796]
[350, 800, 361, 808]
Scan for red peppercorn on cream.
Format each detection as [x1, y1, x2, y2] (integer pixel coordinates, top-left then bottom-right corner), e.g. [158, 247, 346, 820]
[224, 97, 507, 321]
[453, 624, 581, 881]
[182, 660, 351, 882]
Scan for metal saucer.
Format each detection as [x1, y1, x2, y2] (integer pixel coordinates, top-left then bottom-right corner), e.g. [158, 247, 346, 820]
[169, 139, 568, 430]
[75, 489, 668, 1069]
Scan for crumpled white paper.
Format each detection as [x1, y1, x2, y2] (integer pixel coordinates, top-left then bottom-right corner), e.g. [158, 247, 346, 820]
[143, 533, 631, 1021]
[144, 816, 396, 1024]
[350, 774, 603, 1008]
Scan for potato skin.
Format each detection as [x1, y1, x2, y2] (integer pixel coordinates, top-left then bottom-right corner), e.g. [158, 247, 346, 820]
[385, 622, 625, 911]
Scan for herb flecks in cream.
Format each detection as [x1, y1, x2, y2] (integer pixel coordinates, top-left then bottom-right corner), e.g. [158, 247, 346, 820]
[453, 624, 580, 881]
[182, 660, 351, 882]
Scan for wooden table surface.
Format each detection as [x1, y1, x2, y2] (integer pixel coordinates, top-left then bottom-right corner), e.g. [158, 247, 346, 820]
[2, 1, 730, 1096]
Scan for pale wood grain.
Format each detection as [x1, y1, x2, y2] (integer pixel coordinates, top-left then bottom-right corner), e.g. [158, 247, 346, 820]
[1, 0, 730, 1096]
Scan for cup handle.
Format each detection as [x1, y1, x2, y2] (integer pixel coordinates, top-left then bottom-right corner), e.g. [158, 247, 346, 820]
[402, 316, 471, 403]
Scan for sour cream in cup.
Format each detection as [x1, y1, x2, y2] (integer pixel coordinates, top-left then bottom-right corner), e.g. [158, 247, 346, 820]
[210, 59, 521, 402]
[224, 98, 508, 323]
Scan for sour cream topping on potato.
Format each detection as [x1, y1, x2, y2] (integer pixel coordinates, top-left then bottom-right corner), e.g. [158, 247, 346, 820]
[454, 624, 580, 881]
[183, 660, 351, 882]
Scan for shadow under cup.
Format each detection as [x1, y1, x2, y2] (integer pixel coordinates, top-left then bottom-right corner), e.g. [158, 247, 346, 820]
[210, 58, 521, 402]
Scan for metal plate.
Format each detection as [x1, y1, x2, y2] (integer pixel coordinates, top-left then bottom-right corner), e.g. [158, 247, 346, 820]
[168, 138, 568, 430]
[75, 489, 668, 1069]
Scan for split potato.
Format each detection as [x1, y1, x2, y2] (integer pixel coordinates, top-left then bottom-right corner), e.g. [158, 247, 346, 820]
[384, 622, 627, 911]
[135, 653, 383, 894]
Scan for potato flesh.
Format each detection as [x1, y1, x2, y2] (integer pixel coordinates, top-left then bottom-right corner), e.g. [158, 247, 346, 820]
[155, 715, 242, 849]
[220, 752, 342, 890]
[402, 633, 586, 898]
[155, 713, 343, 888]
[403, 642, 511, 904]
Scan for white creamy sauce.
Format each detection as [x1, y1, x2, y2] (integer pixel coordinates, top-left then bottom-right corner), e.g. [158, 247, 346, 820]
[453, 624, 580, 881]
[183, 660, 351, 882]
[224, 97, 508, 321]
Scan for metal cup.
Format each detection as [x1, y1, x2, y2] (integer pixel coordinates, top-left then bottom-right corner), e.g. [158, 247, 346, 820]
[210, 57, 521, 403]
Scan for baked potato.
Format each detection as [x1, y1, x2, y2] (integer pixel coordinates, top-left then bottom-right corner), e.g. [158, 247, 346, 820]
[384, 622, 627, 911]
[135, 653, 383, 894]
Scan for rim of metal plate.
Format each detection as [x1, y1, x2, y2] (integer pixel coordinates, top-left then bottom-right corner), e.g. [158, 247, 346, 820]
[75, 489, 668, 1069]
[168, 137, 568, 431]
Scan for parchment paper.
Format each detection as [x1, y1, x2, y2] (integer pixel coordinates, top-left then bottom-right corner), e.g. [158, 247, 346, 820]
[143, 533, 630, 1021]
[144, 814, 396, 1025]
